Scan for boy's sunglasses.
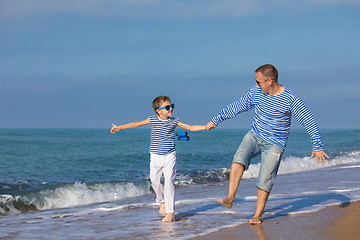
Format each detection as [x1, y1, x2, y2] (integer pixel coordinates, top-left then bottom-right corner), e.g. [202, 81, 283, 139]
[156, 104, 175, 111]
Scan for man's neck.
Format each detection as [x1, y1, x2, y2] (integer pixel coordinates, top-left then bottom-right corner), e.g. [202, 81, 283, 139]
[268, 84, 284, 96]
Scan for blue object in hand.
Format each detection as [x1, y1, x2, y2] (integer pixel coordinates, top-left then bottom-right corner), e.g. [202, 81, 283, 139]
[176, 132, 188, 137]
[176, 132, 189, 141]
[178, 136, 189, 141]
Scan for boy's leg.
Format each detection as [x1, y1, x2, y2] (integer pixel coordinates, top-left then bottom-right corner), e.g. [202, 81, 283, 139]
[159, 203, 165, 216]
[162, 151, 176, 220]
[150, 153, 165, 213]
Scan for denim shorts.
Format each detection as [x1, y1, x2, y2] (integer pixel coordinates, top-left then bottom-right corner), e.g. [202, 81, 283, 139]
[233, 131, 284, 192]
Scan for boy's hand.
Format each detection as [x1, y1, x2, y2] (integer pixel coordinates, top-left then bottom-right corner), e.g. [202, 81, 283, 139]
[205, 121, 216, 131]
[110, 123, 120, 134]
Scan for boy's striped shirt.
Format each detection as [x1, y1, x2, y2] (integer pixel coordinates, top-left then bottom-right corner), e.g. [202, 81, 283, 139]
[149, 115, 179, 155]
[211, 86, 323, 151]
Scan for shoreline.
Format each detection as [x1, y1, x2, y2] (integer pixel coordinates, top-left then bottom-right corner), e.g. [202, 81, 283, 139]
[191, 200, 360, 240]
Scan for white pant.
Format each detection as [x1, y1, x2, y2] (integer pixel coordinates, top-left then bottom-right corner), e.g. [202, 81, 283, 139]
[149, 151, 176, 214]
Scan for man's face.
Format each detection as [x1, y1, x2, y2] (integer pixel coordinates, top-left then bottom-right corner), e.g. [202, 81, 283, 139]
[255, 72, 271, 94]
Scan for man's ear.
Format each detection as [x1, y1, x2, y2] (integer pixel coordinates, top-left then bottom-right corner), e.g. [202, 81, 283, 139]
[269, 78, 275, 86]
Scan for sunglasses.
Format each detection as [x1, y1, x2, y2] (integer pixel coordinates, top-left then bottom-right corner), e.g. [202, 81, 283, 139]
[156, 104, 175, 111]
[256, 78, 269, 87]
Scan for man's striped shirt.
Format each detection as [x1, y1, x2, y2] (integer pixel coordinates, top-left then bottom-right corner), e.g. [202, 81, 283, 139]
[211, 86, 324, 151]
[149, 115, 179, 155]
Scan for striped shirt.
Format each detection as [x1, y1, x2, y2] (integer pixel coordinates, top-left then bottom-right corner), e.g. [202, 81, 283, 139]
[149, 115, 179, 155]
[211, 86, 324, 151]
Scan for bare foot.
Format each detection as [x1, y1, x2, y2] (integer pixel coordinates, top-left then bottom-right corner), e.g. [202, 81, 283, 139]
[162, 213, 175, 223]
[249, 217, 262, 225]
[217, 198, 233, 209]
[159, 203, 166, 215]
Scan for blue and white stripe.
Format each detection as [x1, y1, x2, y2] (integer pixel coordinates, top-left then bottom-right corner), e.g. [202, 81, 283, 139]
[149, 115, 179, 155]
[211, 86, 324, 151]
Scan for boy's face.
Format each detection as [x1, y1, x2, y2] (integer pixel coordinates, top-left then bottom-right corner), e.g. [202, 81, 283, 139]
[156, 100, 173, 119]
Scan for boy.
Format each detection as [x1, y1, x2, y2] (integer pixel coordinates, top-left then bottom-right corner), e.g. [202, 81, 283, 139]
[111, 96, 206, 222]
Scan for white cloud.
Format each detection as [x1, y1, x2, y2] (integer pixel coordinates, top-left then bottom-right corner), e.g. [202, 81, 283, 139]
[306, 0, 360, 5]
[0, 0, 358, 20]
[0, 0, 264, 20]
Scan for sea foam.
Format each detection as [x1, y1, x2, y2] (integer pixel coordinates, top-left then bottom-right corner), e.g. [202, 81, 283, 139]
[244, 150, 360, 179]
[0, 181, 151, 215]
[1, 151, 359, 215]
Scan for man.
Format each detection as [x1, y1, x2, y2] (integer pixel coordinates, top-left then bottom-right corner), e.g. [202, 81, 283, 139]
[205, 64, 329, 224]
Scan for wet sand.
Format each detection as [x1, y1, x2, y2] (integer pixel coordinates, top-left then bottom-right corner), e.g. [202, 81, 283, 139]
[191, 200, 360, 240]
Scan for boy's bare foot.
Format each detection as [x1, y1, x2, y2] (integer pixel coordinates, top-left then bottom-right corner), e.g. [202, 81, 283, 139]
[217, 198, 233, 209]
[249, 217, 262, 225]
[159, 203, 166, 215]
[162, 213, 175, 223]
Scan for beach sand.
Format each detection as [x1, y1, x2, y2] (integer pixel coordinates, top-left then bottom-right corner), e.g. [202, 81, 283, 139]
[191, 200, 360, 240]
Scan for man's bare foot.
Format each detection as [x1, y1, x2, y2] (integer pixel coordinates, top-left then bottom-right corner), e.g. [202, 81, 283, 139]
[217, 198, 233, 209]
[159, 203, 166, 215]
[162, 213, 175, 223]
[249, 217, 262, 225]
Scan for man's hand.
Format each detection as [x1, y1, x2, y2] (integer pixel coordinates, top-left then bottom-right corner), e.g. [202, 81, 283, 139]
[205, 121, 216, 131]
[310, 150, 329, 165]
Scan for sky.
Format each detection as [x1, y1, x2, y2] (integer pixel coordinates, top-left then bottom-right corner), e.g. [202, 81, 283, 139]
[1, 0, 359, 129]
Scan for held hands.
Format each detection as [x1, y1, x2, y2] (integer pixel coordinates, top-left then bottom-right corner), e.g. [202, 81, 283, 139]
[205, 121, 216, 131]
[310, 150, 329, 165]
[110, 123, 120, 134]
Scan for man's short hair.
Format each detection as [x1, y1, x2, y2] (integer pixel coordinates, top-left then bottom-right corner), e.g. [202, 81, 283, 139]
[152, 96, 171, 112]
[255, 64, 278, 82]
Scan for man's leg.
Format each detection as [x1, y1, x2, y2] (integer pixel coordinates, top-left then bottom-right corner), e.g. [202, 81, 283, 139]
[251, 141, 283, 224]
[218, 132, 259, 209]
[217, 162, 245, 209]
[249, 188, 270, 225]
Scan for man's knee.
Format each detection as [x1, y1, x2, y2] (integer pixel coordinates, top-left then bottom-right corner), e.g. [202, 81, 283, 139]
[231, 162, 245, 171]
[257, 186, 270, 194]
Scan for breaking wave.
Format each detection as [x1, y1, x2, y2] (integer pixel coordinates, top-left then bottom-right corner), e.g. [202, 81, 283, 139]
[1, 151, 359, 215]
[0, 181, 151, 215]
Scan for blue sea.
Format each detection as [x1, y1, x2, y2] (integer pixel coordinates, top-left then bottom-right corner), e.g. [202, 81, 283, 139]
[1, 128, 359, 239]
